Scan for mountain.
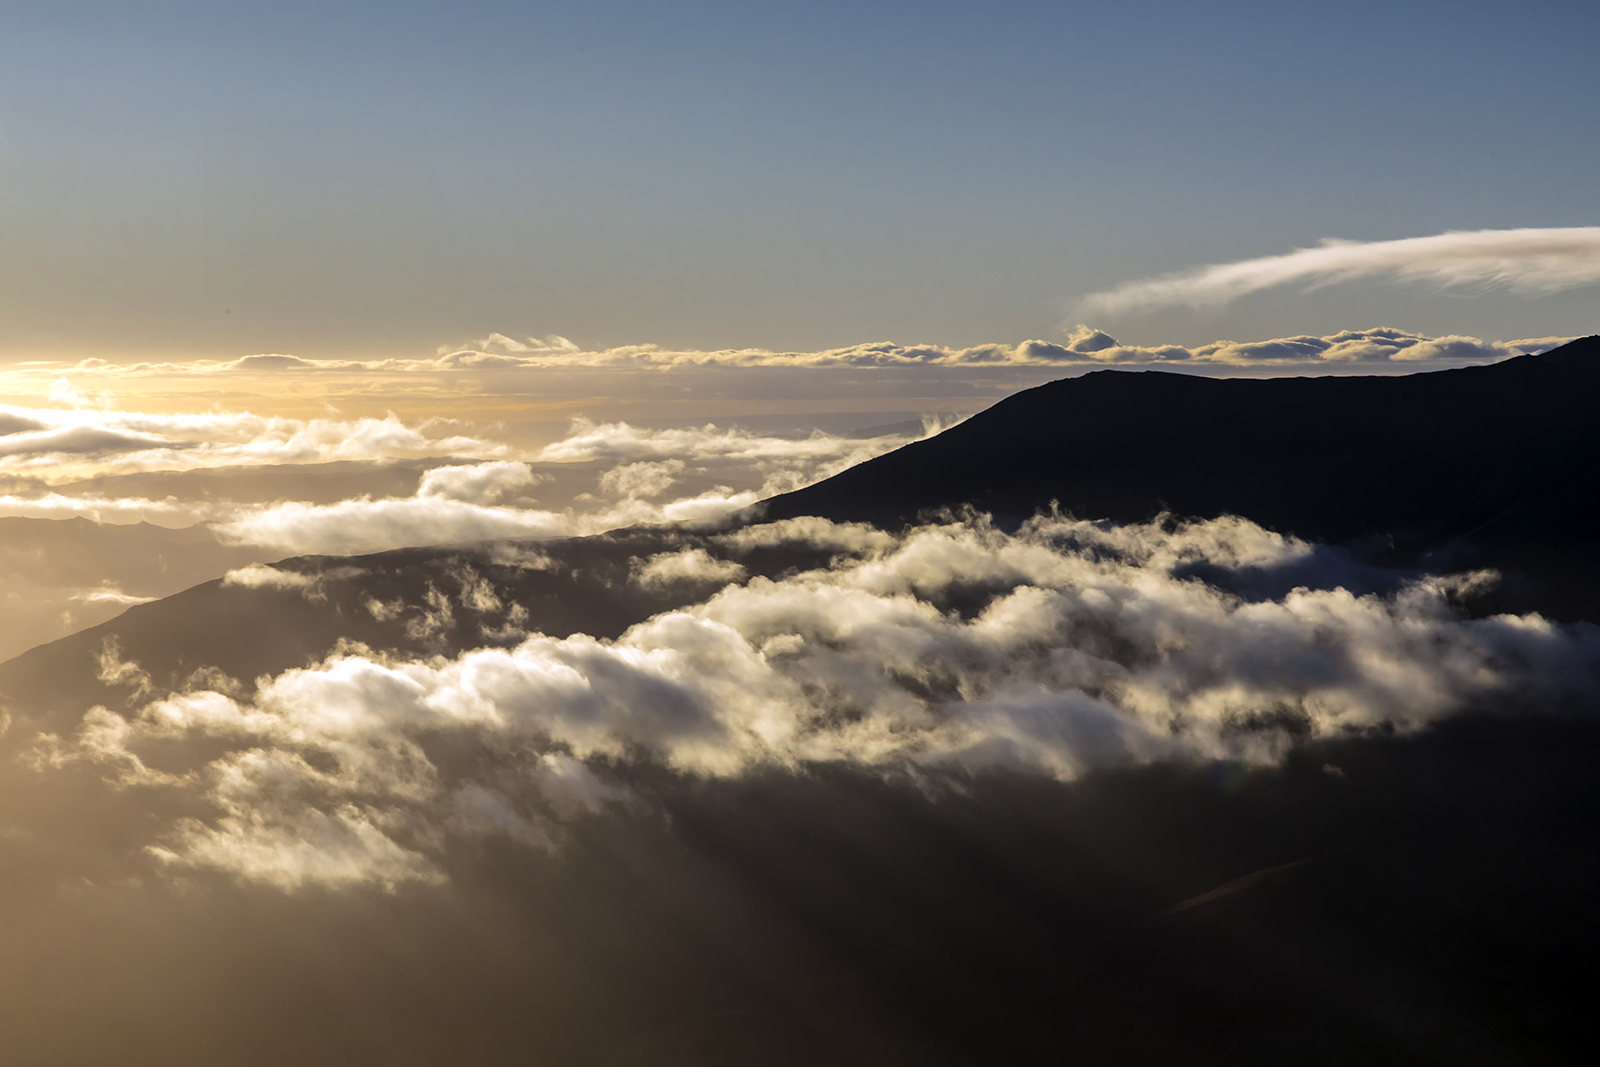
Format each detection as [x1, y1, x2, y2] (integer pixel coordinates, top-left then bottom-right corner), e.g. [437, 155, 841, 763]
[763, 335, 1600, 619]
[0, 526, 846, 728]
[0, 516, 270, 661]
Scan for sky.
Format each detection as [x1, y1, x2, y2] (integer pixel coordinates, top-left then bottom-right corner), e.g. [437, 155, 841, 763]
[0, 0, 1596, 372]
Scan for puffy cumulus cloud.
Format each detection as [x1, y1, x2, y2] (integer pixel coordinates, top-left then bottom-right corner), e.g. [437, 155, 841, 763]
[218, 484, 766, 556]
[631, 548, 748, 590]
[0, 403, 503, 480]
[222, 564, 321, 591]
[217, 494, 579, 556]
[716, 515, 899, 557]
[1080, 226, 1600, 316]
[598, 459, 685, 499]
[217, 421, 947, 555]
[42, 514, 1600, 889]
[547, 417, 956, 509]
[1030, 326, 1572, 365]
[417, 461, 543, 504]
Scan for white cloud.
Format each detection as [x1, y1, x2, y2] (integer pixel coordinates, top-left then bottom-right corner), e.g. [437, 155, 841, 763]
[223, 564, 320, 590]
[717, 515, 899, 556]
[0, 492, 202, 525]
[1026, 326, 1573, 365]
[217, 495, 580, 556]
[215, 421, 945, 555]
[417, 461, 542, 504]
[536, 418, 939, 464]
[0, 405, 503, 480]
[47, 514, 1600, 889]
[148, 805, 445, 891]
[1079, 226, 1600, 316]
[597, 460, 685, 499]
[631, 548, 748, 590]
[68, 585, 159, 607]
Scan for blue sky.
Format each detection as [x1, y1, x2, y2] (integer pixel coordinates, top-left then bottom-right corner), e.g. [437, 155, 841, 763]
[1, 0, 1596, 360]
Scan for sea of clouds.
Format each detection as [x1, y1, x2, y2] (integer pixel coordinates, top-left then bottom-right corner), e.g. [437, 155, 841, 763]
[29, 512, 1600, 891]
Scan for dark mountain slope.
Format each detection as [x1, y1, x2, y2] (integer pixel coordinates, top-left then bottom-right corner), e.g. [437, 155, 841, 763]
[0, 527, 836, 728]
[763, 336, 1600, 618]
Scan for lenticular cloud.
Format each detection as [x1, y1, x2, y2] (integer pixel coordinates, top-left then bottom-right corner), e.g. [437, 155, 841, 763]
[1080, 226, 1600, 316]
[40, 514, 1600, 889]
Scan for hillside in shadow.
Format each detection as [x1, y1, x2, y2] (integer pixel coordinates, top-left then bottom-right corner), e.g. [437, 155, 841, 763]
[764, 336, 1600, 620]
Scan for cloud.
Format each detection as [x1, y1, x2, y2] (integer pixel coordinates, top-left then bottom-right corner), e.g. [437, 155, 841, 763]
[222, 564, 321, 590]
[0, 328, 1568, 448]
[217, 494, 580, 556]
[0, 404, 504, 480]
[1080, 227, 1600, 316]
[631, 548, 748, 590]
[716, 515, 899, 556]
[598, 460, 685, 499]
[417, 461, 542, 504]
[535, 417, 949, 464]
[0, 492, 201, 524]
[0, 412, 48, 435]
[68, 585, 159, 607]
[220, 564, 365, 601]
[44, 514, 1600, 888]
[1028, 326, 1573, 365]
[216, 421, 946, 555]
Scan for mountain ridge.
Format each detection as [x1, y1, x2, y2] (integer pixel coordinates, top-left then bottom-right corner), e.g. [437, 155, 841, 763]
[760, 335, 1600, 618]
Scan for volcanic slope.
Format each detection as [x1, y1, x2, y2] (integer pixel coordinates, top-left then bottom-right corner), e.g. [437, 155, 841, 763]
[763, 334, 1600, 620]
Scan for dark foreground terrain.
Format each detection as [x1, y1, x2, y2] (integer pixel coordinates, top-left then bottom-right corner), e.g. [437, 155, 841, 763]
[0, 715, 1595, 1065]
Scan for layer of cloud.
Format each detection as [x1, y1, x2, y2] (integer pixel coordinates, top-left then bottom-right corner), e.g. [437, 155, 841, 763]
[0, 404, 502, 481]
[1080, 227, 1600, 316]
[631, 548, 748, 590]
[1032, 326, 1574, 365]
[40, 514, 1600, 888]
[0, 492, 202, 524]
[215, 421, 943, 555]
[0, 329, 1566, 406]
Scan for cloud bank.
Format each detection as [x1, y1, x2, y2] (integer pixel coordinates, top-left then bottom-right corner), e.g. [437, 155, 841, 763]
[0, 404, 501, 481]
[39, 514, 1600, 889]
[1080, 227, 1600, 316]
[0, 329, 1568, 418]
[1035, 325, 1573, 365]
[213, 421, 943, 555]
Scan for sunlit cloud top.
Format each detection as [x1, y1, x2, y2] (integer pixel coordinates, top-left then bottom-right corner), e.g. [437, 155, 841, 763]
[1080, 227, 1600, 317]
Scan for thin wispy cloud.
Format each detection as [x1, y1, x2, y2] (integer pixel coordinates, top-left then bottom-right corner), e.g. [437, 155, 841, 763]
[1080, 227, 1600, 316]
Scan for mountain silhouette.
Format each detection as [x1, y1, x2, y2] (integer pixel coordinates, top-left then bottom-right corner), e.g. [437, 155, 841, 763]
[763, 335, 1600, 619]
